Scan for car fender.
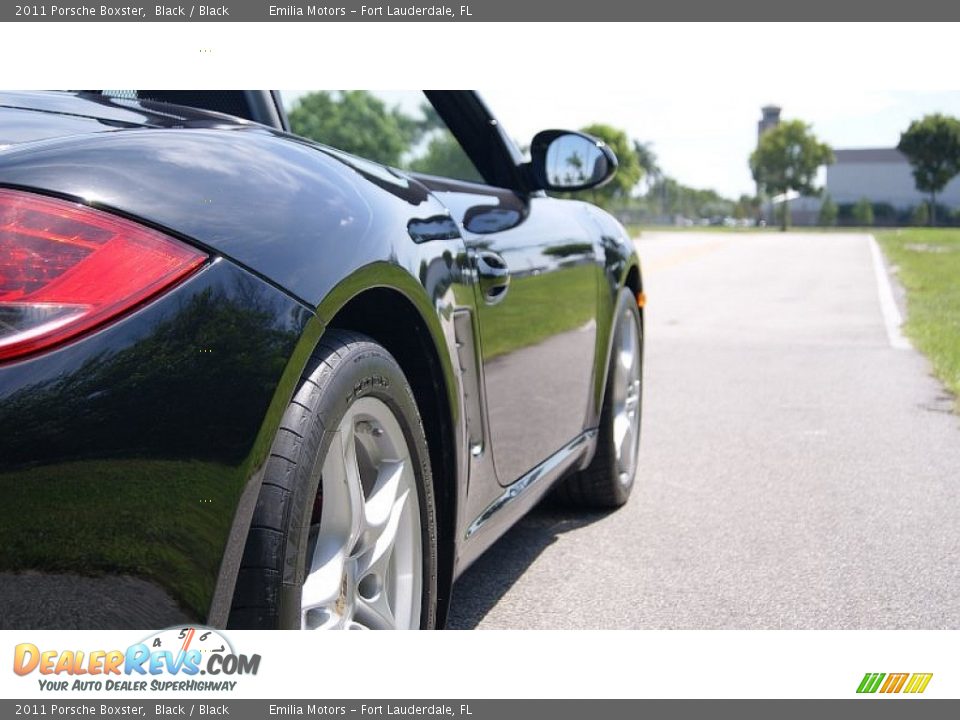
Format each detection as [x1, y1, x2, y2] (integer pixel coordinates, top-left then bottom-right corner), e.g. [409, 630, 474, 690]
[0, 126, 474, 626]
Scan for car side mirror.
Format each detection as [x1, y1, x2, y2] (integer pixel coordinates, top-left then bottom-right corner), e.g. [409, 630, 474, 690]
[528, 130, 618, 192]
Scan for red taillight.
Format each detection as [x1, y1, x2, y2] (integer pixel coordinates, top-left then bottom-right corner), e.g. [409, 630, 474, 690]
[0, 189, 207, 362]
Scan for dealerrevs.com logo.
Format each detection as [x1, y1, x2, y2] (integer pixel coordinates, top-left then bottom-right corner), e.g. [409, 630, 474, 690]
[13, 627, 260, 693]
[857, 673, 933, 695]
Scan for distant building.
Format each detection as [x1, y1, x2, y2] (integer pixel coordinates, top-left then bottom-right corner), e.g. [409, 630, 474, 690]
[755, 106, 960, 225]
[757, 105, 781, 140]
[755, 105, 781, 219]
[826, 147, 960, 210]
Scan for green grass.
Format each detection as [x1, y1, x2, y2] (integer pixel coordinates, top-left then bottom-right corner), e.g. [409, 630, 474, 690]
[627, 224, 769, 236]
[628, 224, 886, 237]
[876, 228, 960, 406]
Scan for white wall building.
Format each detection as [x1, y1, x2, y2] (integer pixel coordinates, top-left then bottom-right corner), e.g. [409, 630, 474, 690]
[756, 107, 960, 224]
[826, 148, 960, 210]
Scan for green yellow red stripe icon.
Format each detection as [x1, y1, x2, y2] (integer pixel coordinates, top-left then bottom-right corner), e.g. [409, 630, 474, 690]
[857, 672, 933, 694]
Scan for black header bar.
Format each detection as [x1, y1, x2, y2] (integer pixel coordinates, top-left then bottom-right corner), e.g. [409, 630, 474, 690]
[4, 0, 958, 21]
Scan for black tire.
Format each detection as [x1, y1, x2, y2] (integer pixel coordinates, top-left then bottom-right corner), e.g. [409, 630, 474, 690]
[553, 288, 643, 509]
[228, 329, 438, 629]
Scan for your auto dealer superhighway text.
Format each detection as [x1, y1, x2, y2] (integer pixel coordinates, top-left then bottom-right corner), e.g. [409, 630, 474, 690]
[22, 5, 229, 16]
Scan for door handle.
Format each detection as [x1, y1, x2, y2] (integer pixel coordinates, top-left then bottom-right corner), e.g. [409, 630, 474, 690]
[476, 251, 510, 304]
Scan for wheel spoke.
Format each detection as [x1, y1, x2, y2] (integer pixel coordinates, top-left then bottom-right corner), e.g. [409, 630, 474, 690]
[301, 422, 365, 629]
[353, 465, 414, 630]
[618, 344, 633, 372]
[625, 421, 638, 473]
[354, 591, 397, 630]
[319, 421, 367, 547]
[300, 534, 346, 626]
[625, 381, 640, 414]
[357, 484, 411, 580]
[613, 413, 630, 464]
[363, 460, 404, 540]
[339, 427, 368, 555]
[618, 314, 635, 372]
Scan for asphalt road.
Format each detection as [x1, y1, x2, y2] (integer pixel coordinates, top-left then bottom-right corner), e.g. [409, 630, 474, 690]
[448, 231, 960, 629]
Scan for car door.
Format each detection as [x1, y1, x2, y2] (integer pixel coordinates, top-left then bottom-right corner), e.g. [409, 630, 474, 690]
[418, 93, 601, 485]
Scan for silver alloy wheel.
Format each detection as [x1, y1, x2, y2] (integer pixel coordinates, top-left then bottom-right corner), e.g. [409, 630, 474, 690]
[611, 306, 641, 487]
[300, 397, 422, 630]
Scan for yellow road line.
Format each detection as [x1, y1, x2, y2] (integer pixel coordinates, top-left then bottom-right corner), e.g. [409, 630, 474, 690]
[636, 239, 729, 273]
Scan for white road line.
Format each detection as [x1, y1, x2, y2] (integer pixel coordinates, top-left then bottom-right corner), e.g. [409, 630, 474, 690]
[868, 234, 911, 350]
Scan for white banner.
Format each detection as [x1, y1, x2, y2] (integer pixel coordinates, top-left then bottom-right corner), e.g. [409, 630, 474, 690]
[1, 629, 953, 699]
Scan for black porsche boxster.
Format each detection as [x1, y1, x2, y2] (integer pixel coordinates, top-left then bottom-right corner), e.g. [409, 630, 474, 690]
[0, 90, 643, 629]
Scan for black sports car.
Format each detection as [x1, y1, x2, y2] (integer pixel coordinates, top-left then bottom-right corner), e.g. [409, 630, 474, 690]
[0, 90, 643, 629]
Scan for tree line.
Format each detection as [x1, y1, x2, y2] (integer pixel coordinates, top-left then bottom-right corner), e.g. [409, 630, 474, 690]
[286, 91, 730, 221]
[287, 92, 960, 230]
